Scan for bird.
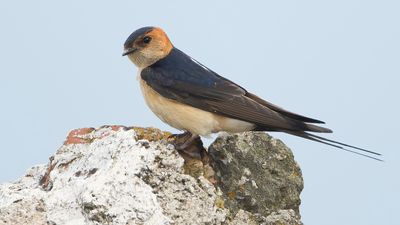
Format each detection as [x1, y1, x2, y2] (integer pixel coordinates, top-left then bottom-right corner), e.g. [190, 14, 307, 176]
[122, 26, 381, 161]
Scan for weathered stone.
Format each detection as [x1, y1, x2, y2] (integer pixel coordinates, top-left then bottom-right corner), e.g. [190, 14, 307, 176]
[209, 132, 303, 220]
[0, 127, 303, 225]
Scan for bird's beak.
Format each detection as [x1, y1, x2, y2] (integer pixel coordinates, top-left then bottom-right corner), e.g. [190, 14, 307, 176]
[122, 47, 137, 56]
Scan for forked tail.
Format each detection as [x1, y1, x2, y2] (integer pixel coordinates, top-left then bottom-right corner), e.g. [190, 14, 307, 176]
[285, 131, 383, 161]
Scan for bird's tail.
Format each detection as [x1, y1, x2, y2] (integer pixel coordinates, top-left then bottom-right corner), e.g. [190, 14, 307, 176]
[304, 123, 333, 133]
[284, 131, 383, 161]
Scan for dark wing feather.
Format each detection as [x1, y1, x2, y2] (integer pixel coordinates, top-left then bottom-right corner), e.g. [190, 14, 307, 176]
[245, 92, 325, 124]
[141, 48, 330, 133]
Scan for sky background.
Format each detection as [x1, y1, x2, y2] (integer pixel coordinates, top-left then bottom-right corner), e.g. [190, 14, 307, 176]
[0, 1, 399, 225]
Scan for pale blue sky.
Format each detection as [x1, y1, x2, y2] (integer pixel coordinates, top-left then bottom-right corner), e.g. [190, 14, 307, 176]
[0, 1, 399, 225]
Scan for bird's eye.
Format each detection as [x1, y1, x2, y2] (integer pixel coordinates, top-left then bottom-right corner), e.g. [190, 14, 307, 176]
[143, 36, 152, 44]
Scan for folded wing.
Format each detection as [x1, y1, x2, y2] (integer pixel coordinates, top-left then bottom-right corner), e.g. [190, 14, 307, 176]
[141, 48, 331, 133]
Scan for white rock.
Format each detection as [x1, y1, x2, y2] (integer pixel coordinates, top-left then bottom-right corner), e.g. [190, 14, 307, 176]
[0, 127, 226, 225]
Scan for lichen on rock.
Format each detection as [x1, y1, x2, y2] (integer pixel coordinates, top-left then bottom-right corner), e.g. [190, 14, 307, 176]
[209, 132, 303, 218]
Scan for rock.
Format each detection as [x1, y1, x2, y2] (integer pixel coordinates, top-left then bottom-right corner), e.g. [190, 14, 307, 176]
[0, 126, 303, 225]
[227, 209, 302, 225]
[209, 132, 303, 218]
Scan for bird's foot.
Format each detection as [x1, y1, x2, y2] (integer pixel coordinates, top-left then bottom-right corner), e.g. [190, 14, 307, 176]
[168, 132, 204, 159]
[167, 132, 192, 145]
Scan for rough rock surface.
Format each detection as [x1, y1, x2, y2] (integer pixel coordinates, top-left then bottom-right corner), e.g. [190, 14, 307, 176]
[0, 126, 303, 225]
[209, 132, 303, 217]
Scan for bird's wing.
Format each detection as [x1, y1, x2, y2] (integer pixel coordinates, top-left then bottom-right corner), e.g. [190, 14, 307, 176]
[244, 92, 325, 124]
[141, 48, 330, 133]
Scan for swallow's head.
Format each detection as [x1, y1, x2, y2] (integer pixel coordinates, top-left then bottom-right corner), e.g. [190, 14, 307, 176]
[123, 26, 173, 68]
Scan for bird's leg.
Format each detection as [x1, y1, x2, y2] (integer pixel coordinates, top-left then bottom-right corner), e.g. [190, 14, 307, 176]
[169, 132, 199, 150]
[168, 131, 192, 143]
[168, 131, 203, 158]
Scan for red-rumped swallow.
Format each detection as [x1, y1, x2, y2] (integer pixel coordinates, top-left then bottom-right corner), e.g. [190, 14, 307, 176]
[123, 26, 381, 160]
